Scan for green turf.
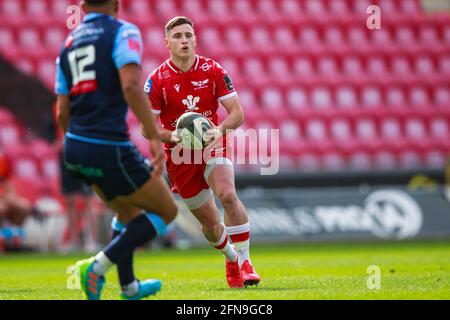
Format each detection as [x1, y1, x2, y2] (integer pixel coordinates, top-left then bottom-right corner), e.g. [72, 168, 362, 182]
[0, 241, 449, 300]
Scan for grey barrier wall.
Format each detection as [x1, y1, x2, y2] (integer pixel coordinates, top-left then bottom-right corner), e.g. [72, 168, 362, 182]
[171, 184, 450, 246]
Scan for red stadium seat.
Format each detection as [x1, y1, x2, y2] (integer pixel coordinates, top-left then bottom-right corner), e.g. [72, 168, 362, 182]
[310, 85, 333, 109]
[36, 59, 56, 89]
[360, 83, 383, 108]
[1, 0, 26, 26]
[328, 0, 349, 15]
[390, 54, 414, 80]
[286, 86, 309, 113]
[371, 29, 394, 48]
[0, 27, 18, 57]
[408, 85, 432, 108]
[224, 27, 251, 56]
[335, 85, 358, 108]
[398, 0, 421, 14]
[254, 0, 284, 25]
[242, 57, 269, 87]
[429, 114, 449, 140]
[341, 55, 364, 77]
[433, 85, 450, 107]
[385, 85, 408, 107]
[0, 123, 21, 147]
[43, 24, 66, 52]
[414, 54, 436, 76]
[366, 54, 389, 80]
[347, 25, 370, 48]
[437, 54, 450, 75]
[249, 25, 274, 55]
[378, 0, 398, 17]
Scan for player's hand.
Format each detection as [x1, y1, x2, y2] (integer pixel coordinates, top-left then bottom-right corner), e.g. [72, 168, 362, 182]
[170, 130, 181, 144]
[204, 125, 223, 146]
[149, 139, 165, 177]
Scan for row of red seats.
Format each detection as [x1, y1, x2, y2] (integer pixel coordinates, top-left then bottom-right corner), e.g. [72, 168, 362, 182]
[0, 0, 424, 16]
[2, 17, 447, 51]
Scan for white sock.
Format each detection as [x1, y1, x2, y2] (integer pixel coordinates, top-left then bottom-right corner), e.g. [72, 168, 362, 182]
[209, 226, 237, 262]
[122, 280, 139, 297]
[227, 223, 251, 267]
[93, 251, 113, 276]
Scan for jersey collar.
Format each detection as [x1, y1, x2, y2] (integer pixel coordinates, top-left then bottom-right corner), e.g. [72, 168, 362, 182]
[166, 55, 200, 74]
[83, 12, 112, 23]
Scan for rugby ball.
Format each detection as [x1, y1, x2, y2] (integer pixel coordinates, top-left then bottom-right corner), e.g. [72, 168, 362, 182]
[175, 112, 212, 150]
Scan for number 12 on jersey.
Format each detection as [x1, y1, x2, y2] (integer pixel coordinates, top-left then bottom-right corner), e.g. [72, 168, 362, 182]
[68, 45, 97, 95]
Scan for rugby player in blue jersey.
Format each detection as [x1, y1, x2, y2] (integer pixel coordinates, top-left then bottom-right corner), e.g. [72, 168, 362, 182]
[55, 0, 178, 300]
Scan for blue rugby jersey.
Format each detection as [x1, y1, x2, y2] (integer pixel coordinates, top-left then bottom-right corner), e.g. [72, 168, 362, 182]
[55, 13, 143, 142]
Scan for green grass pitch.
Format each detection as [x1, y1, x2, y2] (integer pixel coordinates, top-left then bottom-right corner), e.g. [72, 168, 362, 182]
[0, 241, 449, 300]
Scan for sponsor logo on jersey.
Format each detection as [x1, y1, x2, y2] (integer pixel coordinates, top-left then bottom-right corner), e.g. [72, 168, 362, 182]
[144, 78, 152, 94]
[223, 74, 234, 91]
[182, 95, 200, 111]
[127, 38, 140, 52]
[191, 79, 209, 90]
[200, 62, 212, 72]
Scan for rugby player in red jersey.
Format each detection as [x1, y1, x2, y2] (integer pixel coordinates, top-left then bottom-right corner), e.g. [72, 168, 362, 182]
[144, 16, 260, 288]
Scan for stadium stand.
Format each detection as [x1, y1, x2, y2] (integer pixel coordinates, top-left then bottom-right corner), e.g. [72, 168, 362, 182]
[0, 0, 448, 179]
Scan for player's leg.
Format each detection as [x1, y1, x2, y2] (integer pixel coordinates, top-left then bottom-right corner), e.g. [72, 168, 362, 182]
[184, 189, 242, 288]
[78, 187, 167, 300]
[60, 153, 85, 251]
[117, 171, 178, 224]
[206, 159, 260, 286]
[83, 194, 99, 252]
[67, 142, 177, 299]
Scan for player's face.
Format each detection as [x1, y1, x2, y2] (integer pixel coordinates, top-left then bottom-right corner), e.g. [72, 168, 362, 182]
[165, 24, 196, 59]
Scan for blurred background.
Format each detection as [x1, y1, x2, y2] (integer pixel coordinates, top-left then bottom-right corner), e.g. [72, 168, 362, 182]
[0, 0, 449, 254]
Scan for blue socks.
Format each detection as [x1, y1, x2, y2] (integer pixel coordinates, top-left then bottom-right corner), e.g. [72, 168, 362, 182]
[103, 213, 166, 269]
[111, 218, 135, 288]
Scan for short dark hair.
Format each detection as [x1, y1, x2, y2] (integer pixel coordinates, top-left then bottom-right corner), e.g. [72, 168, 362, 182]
[84, 0, 111, 7]
[165, 16, 194, 35]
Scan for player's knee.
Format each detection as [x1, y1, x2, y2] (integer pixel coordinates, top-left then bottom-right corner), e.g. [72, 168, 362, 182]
[218, 189, 238, 210]
[200, 216, 221, 233]
[164, 202, 178, 223]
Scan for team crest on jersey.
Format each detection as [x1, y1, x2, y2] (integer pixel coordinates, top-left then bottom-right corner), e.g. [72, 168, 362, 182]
[174, 84, 180, 92]
[191, 79, 209, 90]
[182, 95, 200, 111]
[200, 62, 212, 72]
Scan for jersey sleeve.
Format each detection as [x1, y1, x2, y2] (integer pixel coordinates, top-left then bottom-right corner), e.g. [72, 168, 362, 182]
[144, 73, 163, 115]
[112, 23, 143, 70]
[54, 56, 69, 95]
[212, 61, 238, 102]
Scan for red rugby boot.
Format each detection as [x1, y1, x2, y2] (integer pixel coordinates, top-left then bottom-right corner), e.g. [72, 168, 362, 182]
[226, 260, 243, 288]
[240, 260, 260, 287]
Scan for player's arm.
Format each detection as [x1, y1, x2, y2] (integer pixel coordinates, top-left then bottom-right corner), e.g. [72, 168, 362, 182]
[147, 115, 180, 144]
[119, 65, 160, 141]
[217, 95, 244, 134]
[205, 95, 244, 144]
[56, 95, 71, 133]
[54, 55, 71, 134]
[113, 23, 164, 174]
[119, 65, 165, 175]
[143, 75, 179, 144]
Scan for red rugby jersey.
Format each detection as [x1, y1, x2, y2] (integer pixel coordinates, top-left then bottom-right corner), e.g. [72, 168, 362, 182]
[144, 55, 237, 150]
